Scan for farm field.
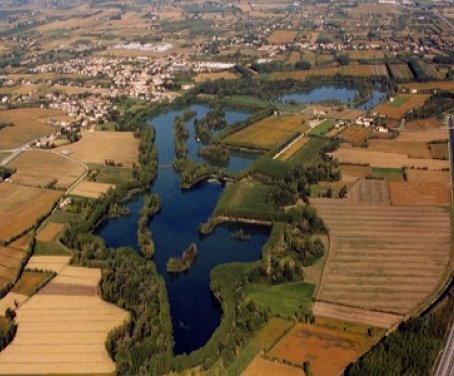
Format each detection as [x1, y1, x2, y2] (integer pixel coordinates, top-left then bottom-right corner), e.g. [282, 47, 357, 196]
[405, 117, 442, 130]
[330, 146, 449, 170]
[312, 199, 451, 317]
[243, 355, 304, 376]
[373, 94, 430, 119]
[228, 317, 293, 375]
[309, 119, 335, 136]
[337, 126, 372, 145]
[0, 153, 9, 163]
[288, 137, 332, 166]
[268, 322, 377, 376]
[36, 223, 65, 242]
[8, 150, 85, 189]
[339, 165, 372, 182]
[70, 180, 114, 198]
[388, 170, 451, 206]
[224, 114, 307, 149]
[267, 30, 297, 44]
[346, 49, 385, 60]
[268, 64, 388, 81]
[287, 51, 300, 64]
[429, 142, 449, 160]
[388, 63, 414, 81]
[12, 271, 52, 296]
[95, 167, 134, 185]
[55, 131, 139, 167]
[0, 184, 61, 242]
[0, 246, 26, 289]
[401, 81, 454, 91]
[344, 179, 390, 205]
[370, 167, 404, 181]
[193, 71, 238, 83]
[397, 129, 448, 142]
[245, 282, 315, 317]
[0, 258, 129, 375]
[0, 108, 67, 150]
[276, 136, 310, 161]
[367, 138, 432, 159]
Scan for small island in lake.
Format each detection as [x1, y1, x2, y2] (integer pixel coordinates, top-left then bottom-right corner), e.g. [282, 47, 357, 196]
[166, 243, 198, 273]
[231, 228, 251, 241]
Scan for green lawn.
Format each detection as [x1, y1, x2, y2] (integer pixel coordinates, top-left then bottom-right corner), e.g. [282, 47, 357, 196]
[213, 180, 276, 220]
[371, 167, 404, 181]
[390, 96, 410, 108]
[245, 281, 315, 317]
[309, 119, 336, 136]
[96, 167, 134, 185]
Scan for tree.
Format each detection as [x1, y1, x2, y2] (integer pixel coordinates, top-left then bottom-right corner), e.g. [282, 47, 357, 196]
[336, 54, 350, 66]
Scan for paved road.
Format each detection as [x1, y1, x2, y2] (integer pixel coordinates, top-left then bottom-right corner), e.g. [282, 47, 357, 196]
[435, 318, 454, 376]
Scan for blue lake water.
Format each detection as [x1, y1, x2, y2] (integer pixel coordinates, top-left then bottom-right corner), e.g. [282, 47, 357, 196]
[97, 105, 269, 355]
[278, 86, 386, 111]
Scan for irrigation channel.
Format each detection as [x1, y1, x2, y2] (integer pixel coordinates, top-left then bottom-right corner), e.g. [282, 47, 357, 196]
[97, 86, 385, 355]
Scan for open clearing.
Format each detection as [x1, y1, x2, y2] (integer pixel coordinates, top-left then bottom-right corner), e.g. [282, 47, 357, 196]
[70, 180, 114, 198]
[0, 257, 128, 375]
[312, 199, 451, 318]
[373, 94, 430, 119]
[0, 184, 61, 242]
[330, 146, 449, 170]
[8, 150, 85, 189]
[0, 246, 26, 290]
[268, 30, 297, 44]
[36, 223, 65, 242]
[55, 131, 139, 167]
[0, 108, 67, 150]
[225, 114, 307, 149]
[193, 71, 238, 83]
[269, 322, 377, 376]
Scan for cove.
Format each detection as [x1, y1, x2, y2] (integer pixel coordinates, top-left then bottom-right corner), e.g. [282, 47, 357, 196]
[278, 85, 386, 110]
[96, 105, 269, 355]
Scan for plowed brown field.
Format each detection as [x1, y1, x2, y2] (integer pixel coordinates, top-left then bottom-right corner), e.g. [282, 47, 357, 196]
[312, 199, 451, 316]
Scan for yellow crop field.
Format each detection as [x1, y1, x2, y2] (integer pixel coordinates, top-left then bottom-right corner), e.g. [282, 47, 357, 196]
[0, 184, 61, 242]
[8, 150, 85, 189]
[374, 94, 430, 119]
[70, 181, 115, 198]
[193, 71, 239, 83]
[36, 223, 65, 242]
[55, 131, 139, 167]
[225, 114, 307, 149]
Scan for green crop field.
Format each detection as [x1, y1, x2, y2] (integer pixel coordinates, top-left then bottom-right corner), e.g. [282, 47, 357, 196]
[288, 137, 330, 166]
[390, 96, 410, 108]
[245, 282, 315, 317]
[213, 180, 275, 220]
[95, 166, 134, 185]
[309, 119, 336, 136]
[371, 167, 404, 181]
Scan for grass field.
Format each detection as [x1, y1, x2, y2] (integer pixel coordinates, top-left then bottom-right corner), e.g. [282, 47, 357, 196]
[225, 114, 307, 149]
[0, 246, 26, 289]
[34, 240, 71, 256]
[213, 179, 275, 220]
[0, 108, 67, 149]
[288, 137, 331, 166]
[193, 71, 239, 83]
[12, 271, 53, 296]
[309, 119, 335, 136]
[312, 198, 451, 317]
[246, 282, 315, 318]
[371, 167, 404, 181]
[70, 180, 114, 198]
[268, 30, 297, 44]
[55, 131, 139, 167]
[337, 126, 372, 145]
[373, 94, 430, 119]
[8, 150, 85, 189]
[228, 317, 292, 375]
[268, 64, 389, 81]
[36, 223, 65, 243]
[0, 184, 61, 242]
[95, 167, 133, 185]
